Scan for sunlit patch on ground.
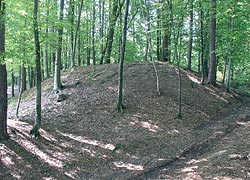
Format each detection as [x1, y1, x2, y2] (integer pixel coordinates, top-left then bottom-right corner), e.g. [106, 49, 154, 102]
[186, 73, 201, 84]
[204, 86, 229, 103]
[64, 168, 80, 179]
[58, 131, 115, 151]
[129, 113, 160, 132]
[212, 176, 244, 180]
[0, 144, 20, 167]
[114, 161, 144, 171]
[168, 129, 181, 136]
[186, 158, 208, 165]
[13, 133, 64, 168]
[41, 177, 58, 180]
[0, 144, 25, 179]
[237, 121, 250, 127]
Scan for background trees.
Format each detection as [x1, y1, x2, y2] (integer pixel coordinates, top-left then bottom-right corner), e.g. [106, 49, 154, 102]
[2, 0, 250, 103]
[3, 0, 249, 91]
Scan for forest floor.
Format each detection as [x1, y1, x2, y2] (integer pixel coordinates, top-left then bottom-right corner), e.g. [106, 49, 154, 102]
[1, 62, 250, 180]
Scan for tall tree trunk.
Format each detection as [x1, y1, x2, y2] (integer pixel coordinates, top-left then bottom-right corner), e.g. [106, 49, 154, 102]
[104, 1, 118, 64]
[156, 0, 161, 62]
[16, 65, 27, 118]
[208, 0, 217, 86]
[199, 2, 206, 84]
[92, 0, 96, 65]
[30, 0, 42, 138]
[103, 0, 124, 64]
[222, 58, 227, 84]
[140, 0, 160, 95]
[99, 1, 105, 64]
[53, 0, 64, 91]
[226, 17, 234, 92]
[86, 14, 91, 66]
[142, 0, 153, 62]
[21, 66, 27, 92]
[117, 0, 129, 113]
[0, 0, 9, 140]
[168, 0, 187, 118]
[186, 0, 193, 70]
[161, 0, 170, 62]
[44, 44, 49, 79]
[71, 0, 83, 67]
[16, 66, 23, 118]
[11, 70, 15, 97]
[70, 0, 75, 68]
[77, 34, 81, 66]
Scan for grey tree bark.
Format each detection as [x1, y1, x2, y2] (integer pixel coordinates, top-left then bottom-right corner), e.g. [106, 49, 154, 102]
[53, 0, 64, 91]
[117, 0, 129, 113]
[208, 0, 217, 86]
[30, 0, 42, 138]
[186, 0, 193, 70]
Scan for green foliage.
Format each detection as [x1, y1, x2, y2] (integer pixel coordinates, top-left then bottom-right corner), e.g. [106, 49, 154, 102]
[2, 0, 250, 92]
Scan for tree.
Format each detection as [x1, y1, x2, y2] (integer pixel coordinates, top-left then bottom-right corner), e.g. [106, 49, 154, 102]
[99, 1, 105, 64]
[92, 0, 96, 65]
[71, 0, 84, 68]
[117, 0, 129, 113]
[69, 0, 75, 68]
[29, 0, 42, 138]
[161, 0, 171, 62]
[103, 0, 125, 64]
[186, 0, 193, 70]
[208, 0, 217, 86]
[199, 1, 206, 84]
[0, 0, 9, 140]
[53, 0, 64, 91]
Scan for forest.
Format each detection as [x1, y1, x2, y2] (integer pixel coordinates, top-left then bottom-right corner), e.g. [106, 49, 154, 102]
[0, 0, 250, 179]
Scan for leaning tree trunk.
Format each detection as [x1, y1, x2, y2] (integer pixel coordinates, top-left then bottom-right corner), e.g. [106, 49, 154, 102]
[30, 0, 42, 139]
[16, 66, 24, 119]
[0, 0, 9, 140]
[117, 0, 129, 113]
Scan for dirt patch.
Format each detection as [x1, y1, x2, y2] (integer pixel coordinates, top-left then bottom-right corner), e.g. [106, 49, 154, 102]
[1, 62, 250, 180]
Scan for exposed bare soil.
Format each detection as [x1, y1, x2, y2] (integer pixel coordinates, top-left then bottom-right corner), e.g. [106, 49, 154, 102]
[1, 62, 250, 180]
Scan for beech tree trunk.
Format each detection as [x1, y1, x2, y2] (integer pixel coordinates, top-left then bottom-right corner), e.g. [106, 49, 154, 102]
[99, 1, 105, 64]
[70, 0, 75, 68]
[92, 0, 96, 65]
[11, 70, 15, 97]
[71, 0, 83, 67]
[208, 0, 217, 86]
[117, 0, 129, 113]
[30, 0, 42, 138]
[186, 0, 193, 70]
[199, 2, 206, 84]
[0, 0, 9, 140]
[226, 17, 234, 92]
[53, 0, 64, 91]
[103, 0, 124, 64]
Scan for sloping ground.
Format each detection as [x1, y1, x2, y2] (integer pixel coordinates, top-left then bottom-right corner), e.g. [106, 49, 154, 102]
[1, 62, 250, 180]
